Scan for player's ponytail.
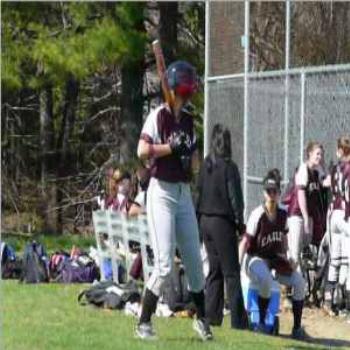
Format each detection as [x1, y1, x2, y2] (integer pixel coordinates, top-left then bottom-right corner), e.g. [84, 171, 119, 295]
[337, 135, 350, 157]
[208, 123, 232, 172]
[209, 124, 231, 159]
[210, 124, 225, 160]
[265, 168, 282, 188]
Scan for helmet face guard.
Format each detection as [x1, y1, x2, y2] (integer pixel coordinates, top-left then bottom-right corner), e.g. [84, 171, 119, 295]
[166, 61, 198, 98]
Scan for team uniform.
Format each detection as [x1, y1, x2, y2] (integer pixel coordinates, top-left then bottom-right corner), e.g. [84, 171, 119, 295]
[133, 190, 147, 214]
[243, 205, 305, 302]
[287, 163, 325, 269]
[106, 193, 129, 212]
[328, 161, 350, 292]
[140, 104, 205, 297]
[97, 192, 130, 213]
[136, 60, 212, 341]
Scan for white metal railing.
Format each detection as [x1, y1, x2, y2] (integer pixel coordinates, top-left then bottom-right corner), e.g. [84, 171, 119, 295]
[92, 210, 153, 283]
[207, 63, 350, 82]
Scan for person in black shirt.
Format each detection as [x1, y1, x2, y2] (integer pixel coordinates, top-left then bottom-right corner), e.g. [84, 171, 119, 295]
[196, 124, 247, 329]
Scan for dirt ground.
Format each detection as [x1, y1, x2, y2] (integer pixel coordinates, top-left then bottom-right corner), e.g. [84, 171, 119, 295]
[279, 306, 350, 348]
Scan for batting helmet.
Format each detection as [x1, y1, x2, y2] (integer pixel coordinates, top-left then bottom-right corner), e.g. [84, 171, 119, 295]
[166, 61, 198, 98]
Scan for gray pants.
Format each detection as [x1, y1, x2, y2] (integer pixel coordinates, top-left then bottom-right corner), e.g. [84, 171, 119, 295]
[146, 178, 204, 296]
[328, 209, 350, 290]
[245, 256, 305, 301]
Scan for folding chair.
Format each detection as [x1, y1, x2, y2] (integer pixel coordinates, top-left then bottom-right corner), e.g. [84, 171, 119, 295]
[137, 214, 154, 283]
[123, 214, 153, 283]
[92, 210, 112, 281]
[107, 211, 129, 283]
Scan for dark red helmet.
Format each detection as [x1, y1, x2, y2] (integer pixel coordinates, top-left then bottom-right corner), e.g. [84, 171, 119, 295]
[166, 61, 198, 98]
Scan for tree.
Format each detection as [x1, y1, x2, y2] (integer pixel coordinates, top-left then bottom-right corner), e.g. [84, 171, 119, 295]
[1, 2, 205, 235]
[118, 3, 146, 164]
[2, 2, 147, 234]
[249, 2, 350, 71]
[159, 2, 178, 62]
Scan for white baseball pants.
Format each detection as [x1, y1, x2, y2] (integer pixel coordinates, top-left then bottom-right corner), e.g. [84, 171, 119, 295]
[328, 209, 350, 290]
[145, 178, 205, 296]
[287, 215, 313, 271]
[245, 256, 305, 301]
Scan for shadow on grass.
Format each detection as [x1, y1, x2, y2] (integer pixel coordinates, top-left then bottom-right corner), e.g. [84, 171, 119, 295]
[278, 333, 350, 349]
[162, 337, 206, 342]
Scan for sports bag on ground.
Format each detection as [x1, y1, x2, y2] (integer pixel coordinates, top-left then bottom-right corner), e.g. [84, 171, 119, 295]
[162, 264, 192, 312]
[54, 255, 99, 283]
[78, 280, 141, 309]
[20, 241, 49, 283]
[49, 251, 70, 280]
[1, 242, 22, 279]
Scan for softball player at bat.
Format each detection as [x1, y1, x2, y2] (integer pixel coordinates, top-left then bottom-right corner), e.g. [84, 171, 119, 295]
[287, 141, 327, 271]
[327, 136, 350, 316]
[239, 169, 306, 340]
[135, 61, 213, 341]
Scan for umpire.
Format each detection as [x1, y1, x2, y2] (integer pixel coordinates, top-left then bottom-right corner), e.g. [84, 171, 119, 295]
[196, 124, 247, 329]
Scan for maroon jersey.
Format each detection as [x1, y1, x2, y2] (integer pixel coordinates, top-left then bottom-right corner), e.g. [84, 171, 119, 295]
[331, 162, 345, 210]
[288, 163, 322, 219]
[245, 205, 288, 259]
[331, 160, 350, 220]
[140, 104, 196, 183]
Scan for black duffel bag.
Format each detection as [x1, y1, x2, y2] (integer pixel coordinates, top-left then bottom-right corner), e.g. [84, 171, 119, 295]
[78, 280, 140, 309]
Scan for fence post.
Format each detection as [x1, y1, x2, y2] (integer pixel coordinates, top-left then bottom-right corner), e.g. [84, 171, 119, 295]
[283, 0, 291, 184]
[300, 71, 306, 162]
[204, 0, 210, 157]
[243, 0, 250, 220]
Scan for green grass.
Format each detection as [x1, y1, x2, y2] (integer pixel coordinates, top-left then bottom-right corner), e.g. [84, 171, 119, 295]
[2, 233, 96, 255]
[2, 281, 339, 350]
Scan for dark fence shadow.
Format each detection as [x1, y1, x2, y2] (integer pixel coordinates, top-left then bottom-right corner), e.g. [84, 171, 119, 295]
[279, 333, 350, 349]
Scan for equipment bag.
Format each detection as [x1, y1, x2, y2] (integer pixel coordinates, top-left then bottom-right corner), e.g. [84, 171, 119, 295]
[1, 242, 21, 279]
[55, 258, 99, 283]
[49, 251, 70, 280]
[20, 241, 49, 283]
[78, 280, 141, 309]
[162, 264, 192, 312]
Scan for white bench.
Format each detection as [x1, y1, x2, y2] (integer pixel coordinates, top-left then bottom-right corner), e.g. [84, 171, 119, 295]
[92, 210, 153, 283]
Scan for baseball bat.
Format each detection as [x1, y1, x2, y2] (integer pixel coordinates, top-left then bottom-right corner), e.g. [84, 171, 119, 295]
[152, 40, 175, 109]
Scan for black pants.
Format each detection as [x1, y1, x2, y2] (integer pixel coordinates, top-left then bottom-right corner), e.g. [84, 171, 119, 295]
[200, 215, 247, 329]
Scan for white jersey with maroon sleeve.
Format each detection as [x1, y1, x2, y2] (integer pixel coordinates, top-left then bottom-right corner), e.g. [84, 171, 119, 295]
[295, 162, 309, 188]
[289, 162, 322, 219]
[246, 205, 288, 259]
[245, 205, 294, 274]
[140, 104, 196, 183]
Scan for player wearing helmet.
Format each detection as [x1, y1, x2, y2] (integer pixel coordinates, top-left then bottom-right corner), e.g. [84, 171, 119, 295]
[135, 60, 213, 341]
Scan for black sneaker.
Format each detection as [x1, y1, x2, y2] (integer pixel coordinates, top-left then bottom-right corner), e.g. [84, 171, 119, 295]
[291, 327, 308, 340]
[193, 318, 213, 341]
[135, 322, 157, 340]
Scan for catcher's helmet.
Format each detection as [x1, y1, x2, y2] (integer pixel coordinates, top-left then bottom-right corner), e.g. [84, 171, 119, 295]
[166, 61, 198, 98]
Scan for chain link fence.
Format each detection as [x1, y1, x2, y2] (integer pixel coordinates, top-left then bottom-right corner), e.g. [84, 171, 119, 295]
[206, 2, 350, 217]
